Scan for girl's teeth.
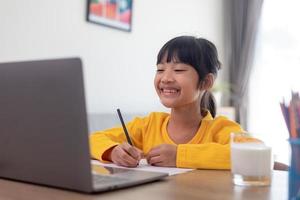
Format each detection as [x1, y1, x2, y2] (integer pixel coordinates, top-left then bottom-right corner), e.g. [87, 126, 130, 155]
[163, 89, 177, 93]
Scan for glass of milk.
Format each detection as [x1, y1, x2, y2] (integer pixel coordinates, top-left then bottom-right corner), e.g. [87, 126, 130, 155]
[230, 132, 272, 186]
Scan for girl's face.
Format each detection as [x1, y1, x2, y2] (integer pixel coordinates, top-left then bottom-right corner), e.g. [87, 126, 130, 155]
[154, 61, 202, 109]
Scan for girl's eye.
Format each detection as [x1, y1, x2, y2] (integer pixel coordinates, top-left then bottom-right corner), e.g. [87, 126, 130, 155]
[174, 69, 186, 72]
[156, 69, 164, 72]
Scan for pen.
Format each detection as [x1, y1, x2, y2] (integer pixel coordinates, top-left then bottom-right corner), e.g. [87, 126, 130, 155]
[117, 108, 133, 146]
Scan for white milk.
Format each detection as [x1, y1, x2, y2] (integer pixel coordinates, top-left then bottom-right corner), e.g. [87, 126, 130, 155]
[231, 143, 272, 177]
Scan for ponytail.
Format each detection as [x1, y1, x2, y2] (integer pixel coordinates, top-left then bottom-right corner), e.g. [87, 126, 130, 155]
[200, 91, 217, 118]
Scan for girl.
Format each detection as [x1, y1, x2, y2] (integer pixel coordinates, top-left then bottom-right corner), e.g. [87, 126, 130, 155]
[89, 36, 242, 169]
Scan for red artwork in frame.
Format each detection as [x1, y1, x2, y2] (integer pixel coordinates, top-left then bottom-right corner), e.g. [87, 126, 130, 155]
[87, 0, 133, 32]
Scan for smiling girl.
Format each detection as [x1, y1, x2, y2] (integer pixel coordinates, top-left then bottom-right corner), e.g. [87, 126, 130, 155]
[89, 36, 242, 169]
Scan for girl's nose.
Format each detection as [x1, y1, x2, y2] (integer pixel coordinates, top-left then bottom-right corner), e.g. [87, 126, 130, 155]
[161, 73, 174, 83]
[161, 71, 174, 83]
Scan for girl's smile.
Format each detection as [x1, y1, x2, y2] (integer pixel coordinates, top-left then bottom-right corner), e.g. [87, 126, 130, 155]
[159, 86, 180, 97]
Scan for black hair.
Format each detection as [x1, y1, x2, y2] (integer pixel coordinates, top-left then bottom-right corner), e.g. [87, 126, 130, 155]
[156, 36, 221, 117]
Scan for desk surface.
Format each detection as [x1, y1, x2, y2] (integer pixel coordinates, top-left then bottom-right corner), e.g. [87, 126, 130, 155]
[0, 170, 287, 200]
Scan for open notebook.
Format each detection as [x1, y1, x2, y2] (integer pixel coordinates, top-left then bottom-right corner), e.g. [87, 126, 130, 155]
[92, 159, 194, 176]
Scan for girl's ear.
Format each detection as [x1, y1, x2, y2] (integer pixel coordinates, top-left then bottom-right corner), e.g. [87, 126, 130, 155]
[200, 73, 215, 90]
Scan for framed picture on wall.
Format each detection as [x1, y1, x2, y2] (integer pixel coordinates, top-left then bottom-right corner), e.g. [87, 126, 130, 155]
[86, 0, 133, 32]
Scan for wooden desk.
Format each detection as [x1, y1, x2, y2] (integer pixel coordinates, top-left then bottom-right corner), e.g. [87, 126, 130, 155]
[0, 170, 287, 200]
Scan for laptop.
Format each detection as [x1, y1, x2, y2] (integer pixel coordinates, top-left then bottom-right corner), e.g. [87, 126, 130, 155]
[0, 58, 168, 193]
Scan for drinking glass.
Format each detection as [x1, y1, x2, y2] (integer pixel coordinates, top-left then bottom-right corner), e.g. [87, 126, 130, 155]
[231, 132, 272, 186]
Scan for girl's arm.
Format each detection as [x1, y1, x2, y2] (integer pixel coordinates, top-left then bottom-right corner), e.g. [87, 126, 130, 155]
[176, 143, 231, 169]
[176, 118, 242, 169]
[89, 117, 145, 162]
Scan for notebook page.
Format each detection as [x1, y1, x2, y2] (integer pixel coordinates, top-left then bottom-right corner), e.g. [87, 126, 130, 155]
[91, 159, 194, 176]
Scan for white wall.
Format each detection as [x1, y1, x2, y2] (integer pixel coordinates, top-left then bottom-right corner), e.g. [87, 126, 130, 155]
[0, 0, 225, 114]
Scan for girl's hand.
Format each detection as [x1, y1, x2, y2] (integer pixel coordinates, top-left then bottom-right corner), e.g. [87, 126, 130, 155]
[110, 142, 143, 167]
[146, 144, 177, 167]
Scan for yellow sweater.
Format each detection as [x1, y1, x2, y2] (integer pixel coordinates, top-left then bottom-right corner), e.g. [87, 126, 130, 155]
[89, 111, 242, 169]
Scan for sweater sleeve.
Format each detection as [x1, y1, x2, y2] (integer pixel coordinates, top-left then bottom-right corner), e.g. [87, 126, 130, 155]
[176, 117, 243, 169]
[176, 143, 231, 169]
[89, 116, 147, 162]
